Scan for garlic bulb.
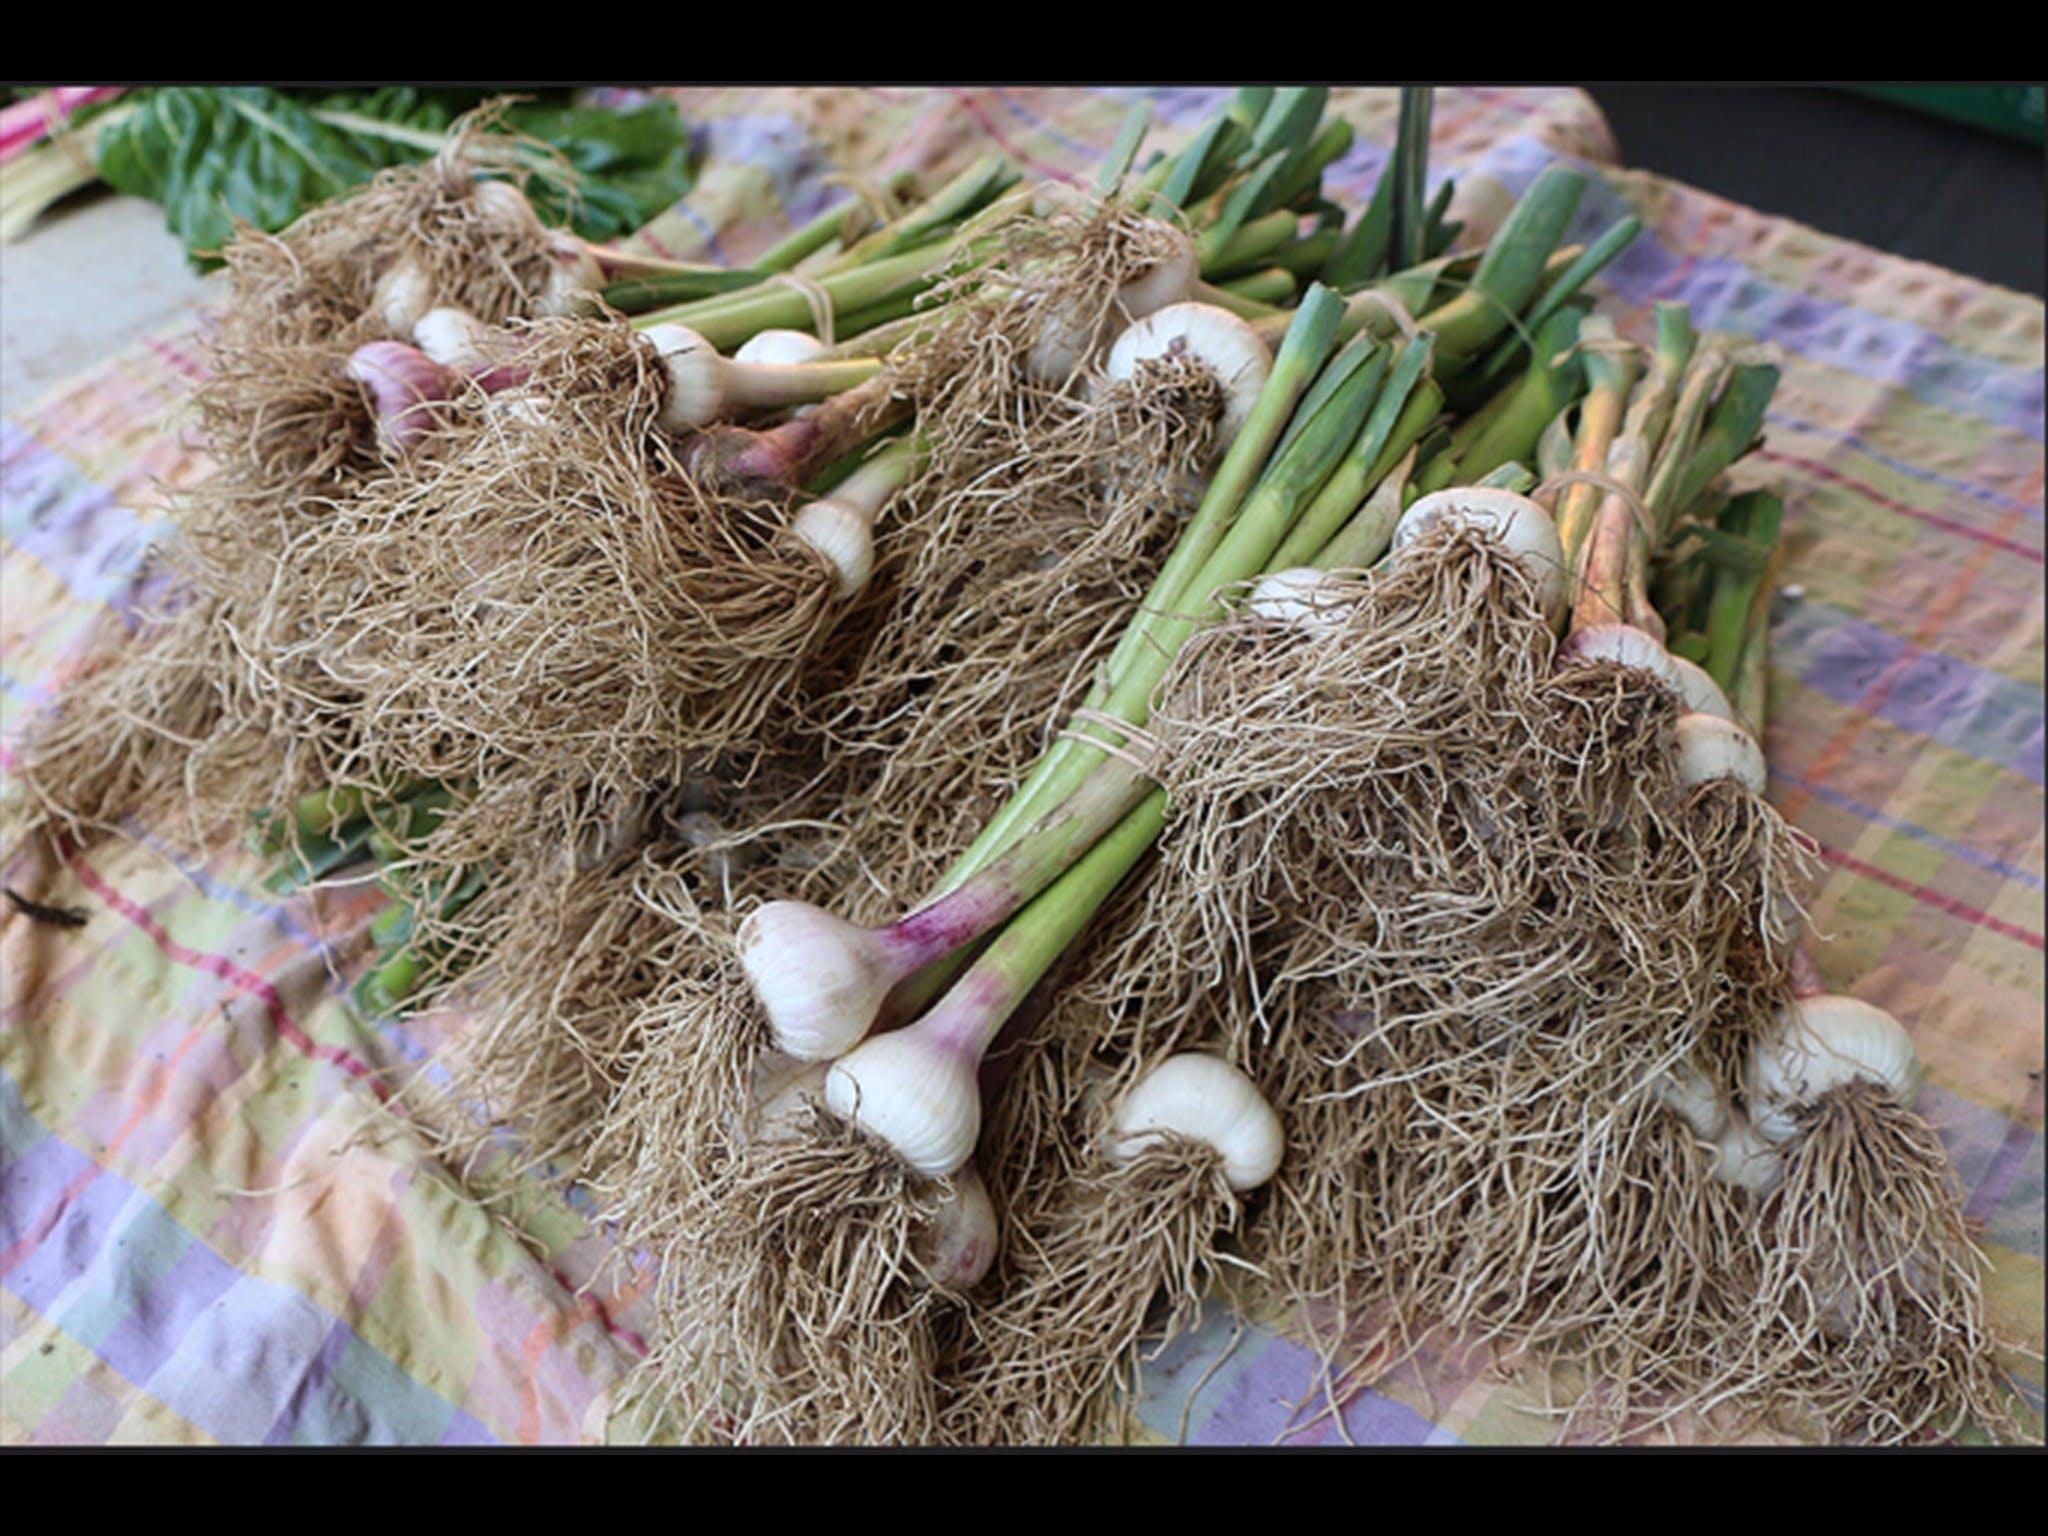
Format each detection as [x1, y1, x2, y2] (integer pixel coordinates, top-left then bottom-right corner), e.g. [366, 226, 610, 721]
[1393, 487, 1568, 623]
[1107, 1053, 1283, 1193]
[645, 323, 874, 431]
[737, 901, 902, 1060]
[646, 324, 731, 429]
[1674, 711, 1767, 794]
[1711, 1111, 1784, 1194]
[471, 177, 543, 237]
[413, 307, 494, 375]
[485, 392, 557, 433]
[824, 1027, 982, 1178]
[1654, 1060, 1728, 1140]
[1117, 227, 1199, 320]
[789, 498, 875, 600]
[1027, 224, 1199, 382]
[535, 231, 604, 317]
[1558, 622, 1679, 689]
[1103, 301, 1273, 448]
[370, 259, 436, 337]
[1669, 654, 1735, 720]
[345, 342, 458, 452]
[1244, 566, 1351, 634]
[735, 328, 828, 366]
[909, 1163, 999, 1290]
[1749, 994, 1919, 1144]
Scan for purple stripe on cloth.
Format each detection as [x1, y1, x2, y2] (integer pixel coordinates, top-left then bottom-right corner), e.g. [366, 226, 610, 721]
[92, 1225, 240, 1385]
[1660, 258, 2044, 444]
[1771, 410, 2045, 524]
[1776, 603, 2047, 784]
[1134, 88, 1235, 132]
[144, 1269, 350, 1443]
[1330, 1386, 1443, 1447]
[1772, 767, 2044, 890]
[698, 112, 840, 227]
[1, 1126, 126, 1301]
[1912, 1085, 2041, 1206]
[988, 87, 1111, 162]
[437, 1407, 499, 1446]
[1, 1078, 480, 1444]
[1962, 1115, 2040, 1229]
[1187, 1332, 1437, 1447]
[0, 430, 167, 618]
[668, 203, 731, 268]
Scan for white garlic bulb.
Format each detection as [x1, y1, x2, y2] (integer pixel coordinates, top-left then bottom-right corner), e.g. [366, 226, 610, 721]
[1669, 654, 1735, 720]
[1749, 994, 1919, 1144]
[470, 177, 543, 237]
[1107, 1053, 1283, 1193]
[1103, 300, 1272, 447]
[909, 1164, 999, 1290]
[1710, 1111, 1784, 1195]
[535, 231, 604, 317]
[1654, 1060, 1728, 1141]
[824, 1027, 982, 1179]
[735, 328, 828, 366]
[413, 306, 494, 375]
[1674, 711, 1768, 794]
[790, 498, 876, 600]
[370, 259, 436, 337]
[1027, 223, 1199, 383]
[1558, 622, 1680, 688]
[1245, 566, 1351, 634]
[736, 900, 897, 1061]
[1394, 487, 1568, 624]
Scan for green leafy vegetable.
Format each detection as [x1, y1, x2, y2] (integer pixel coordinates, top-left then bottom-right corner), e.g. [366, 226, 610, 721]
[93, 86, 693, 265]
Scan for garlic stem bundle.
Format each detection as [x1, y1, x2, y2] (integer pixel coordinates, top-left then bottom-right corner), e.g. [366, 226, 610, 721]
[824, 790, 1170, 1176]
[740, 757, 1150, 1061]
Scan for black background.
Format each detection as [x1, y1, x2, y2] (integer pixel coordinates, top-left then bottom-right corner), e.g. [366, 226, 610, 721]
[1586, 86, 2045, 297]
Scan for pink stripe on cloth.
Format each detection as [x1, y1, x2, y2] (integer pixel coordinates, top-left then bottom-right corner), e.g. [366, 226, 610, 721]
[1818, 843, 2045, 951]
[64, 852, 392, 1101]
[1761, 447, 2046, 564]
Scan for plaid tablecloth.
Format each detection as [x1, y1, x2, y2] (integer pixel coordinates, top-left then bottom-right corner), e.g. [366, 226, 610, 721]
[2, 87, 2041, 1446]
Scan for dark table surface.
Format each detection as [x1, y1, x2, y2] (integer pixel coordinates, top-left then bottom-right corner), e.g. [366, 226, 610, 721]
[1586, 86, 2045, 298]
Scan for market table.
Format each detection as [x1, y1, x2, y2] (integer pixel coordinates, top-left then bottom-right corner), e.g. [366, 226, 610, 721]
[1, 86, 2040, 1446]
